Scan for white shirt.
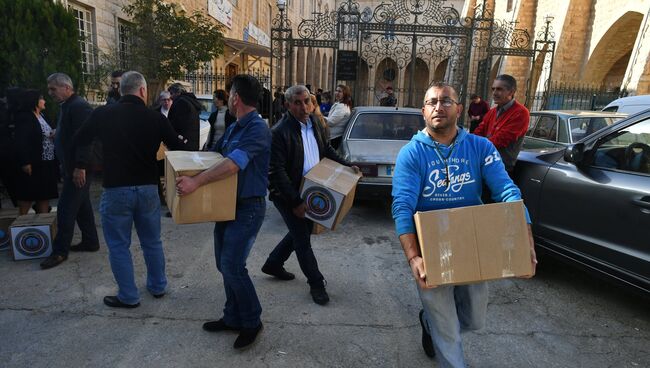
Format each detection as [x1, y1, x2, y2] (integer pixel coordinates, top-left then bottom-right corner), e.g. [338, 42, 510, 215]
[300, 117, 320, 175]
[160, 106, 170, 117]
[326, 102, 351, 139]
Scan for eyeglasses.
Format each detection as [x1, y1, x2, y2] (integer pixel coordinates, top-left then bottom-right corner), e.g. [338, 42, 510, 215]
[424, 97, 458, 108]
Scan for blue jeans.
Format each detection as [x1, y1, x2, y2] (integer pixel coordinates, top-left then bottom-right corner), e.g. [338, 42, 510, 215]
[418, 283, 488, 368]
[99, 185, 166, 305]
[214, 199, 265, 329]
[52, 174, 99, 256]
[266, 200, 325, 288]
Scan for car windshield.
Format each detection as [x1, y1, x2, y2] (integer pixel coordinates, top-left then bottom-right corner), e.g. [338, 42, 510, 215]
[349, 113, 424, 140]
[569, 116, 622, 142]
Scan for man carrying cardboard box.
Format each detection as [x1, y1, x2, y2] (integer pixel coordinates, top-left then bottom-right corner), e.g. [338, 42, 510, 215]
[176, 75, 271, 350]
[71, 71, 187, 309]
[391, 83, 537, 367]
[263, 84, 359, 306]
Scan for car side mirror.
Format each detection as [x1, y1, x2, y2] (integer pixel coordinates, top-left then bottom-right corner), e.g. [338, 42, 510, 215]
[564, 143, 585, 164]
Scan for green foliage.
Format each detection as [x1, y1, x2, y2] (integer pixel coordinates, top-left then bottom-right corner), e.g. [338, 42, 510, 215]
[0, 0, 83, 115]
[123, 0, 225, 85]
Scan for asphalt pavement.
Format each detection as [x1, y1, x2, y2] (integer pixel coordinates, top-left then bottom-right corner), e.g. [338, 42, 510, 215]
[0, 184, 648, 367]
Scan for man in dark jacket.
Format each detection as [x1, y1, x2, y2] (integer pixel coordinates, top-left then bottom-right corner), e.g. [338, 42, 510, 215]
[262, 84, 359, 305]
[72, 71, 187, 308]
[40, 73, 100, 270]
[167, 83, 202, 150]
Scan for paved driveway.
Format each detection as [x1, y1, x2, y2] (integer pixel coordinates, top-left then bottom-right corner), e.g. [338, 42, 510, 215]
[0, 188, 648, 367]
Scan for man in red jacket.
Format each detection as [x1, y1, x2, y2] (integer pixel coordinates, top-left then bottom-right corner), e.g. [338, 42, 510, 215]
[473, 74, 529, 173]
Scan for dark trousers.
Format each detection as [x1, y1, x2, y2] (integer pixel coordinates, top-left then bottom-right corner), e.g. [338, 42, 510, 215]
[266, 200, 325, 288]
[52, 175, 99, 256]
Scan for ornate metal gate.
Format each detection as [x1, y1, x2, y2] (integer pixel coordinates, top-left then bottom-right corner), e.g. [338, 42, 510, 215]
[270, 0, 555, 122]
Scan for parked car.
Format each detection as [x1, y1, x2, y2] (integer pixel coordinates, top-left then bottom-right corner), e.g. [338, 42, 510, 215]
[523, 110, 626, 150]
[602, 95, 650, 114]
[513, 109, 650, 295]
[196, 94, 214, 122]
[339, 106, 425, 198]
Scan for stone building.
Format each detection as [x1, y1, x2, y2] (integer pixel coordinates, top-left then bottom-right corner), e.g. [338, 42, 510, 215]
[53, 0, 337, 101]
[472, 0, 650, 100]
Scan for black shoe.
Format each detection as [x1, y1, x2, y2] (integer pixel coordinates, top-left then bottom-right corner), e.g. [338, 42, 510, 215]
[310, 286, 330, 305]
[103, 296, 140, 309]
[202, 319, 240, 332]
[233, 323, 263, 349]
[164, 211, 172, 218]
[152, 292, 165, 299]
[261, 263, 295, 280]
[69, 243, 100, 252]
[419, 309, 435, 358]
[40, 254, 68, 270]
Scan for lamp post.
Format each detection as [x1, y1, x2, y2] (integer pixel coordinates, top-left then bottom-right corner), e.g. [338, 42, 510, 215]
[543, 15, 554, 42]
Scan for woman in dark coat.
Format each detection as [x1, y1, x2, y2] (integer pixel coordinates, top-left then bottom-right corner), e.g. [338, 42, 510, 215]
[203, 89, 236, 151]
[13, 89, 58, 215]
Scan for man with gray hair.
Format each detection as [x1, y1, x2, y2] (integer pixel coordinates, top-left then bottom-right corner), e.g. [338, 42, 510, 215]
[40, 72, 100, 270]
[72, 71, 188, 308]
[157, 91, 173, 117]
[262, 84, 359, 305]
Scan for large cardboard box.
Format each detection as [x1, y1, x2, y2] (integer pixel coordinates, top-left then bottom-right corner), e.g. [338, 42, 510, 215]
[0, 209, 19, 251]
[10, 213, 57, 260]
[165, 151, 237, 224]
[300, 158, 362, 230]
[414, 201, 533, 287]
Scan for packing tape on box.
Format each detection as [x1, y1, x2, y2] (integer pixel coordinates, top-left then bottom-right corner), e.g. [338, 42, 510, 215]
[500, 206, 516, 277]
[190, 152, 210, 168]
[437, 213, 454, 284]
[324, 166, 347, 188]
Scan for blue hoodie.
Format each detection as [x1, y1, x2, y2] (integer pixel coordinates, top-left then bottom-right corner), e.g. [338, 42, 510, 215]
[392, 127, 530, 237]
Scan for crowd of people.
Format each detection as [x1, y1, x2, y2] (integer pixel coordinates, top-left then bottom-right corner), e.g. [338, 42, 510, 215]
[0, 70, 535, 366]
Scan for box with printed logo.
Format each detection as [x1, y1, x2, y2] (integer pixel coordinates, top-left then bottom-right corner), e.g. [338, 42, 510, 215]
[0, 209, 19, 251]
[165, 151, 237, 224]
[10, 213, 57, 261]
[300, 158, 362, 230]
[414, 201, 533, 287]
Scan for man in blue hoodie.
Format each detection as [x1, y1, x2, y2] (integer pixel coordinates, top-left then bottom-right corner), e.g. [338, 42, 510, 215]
[392, 83, 537, 368]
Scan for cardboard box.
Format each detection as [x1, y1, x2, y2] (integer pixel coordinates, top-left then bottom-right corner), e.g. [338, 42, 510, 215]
[300, 158, 362, 230]
[414, 201, 532, 287]
[165, 151, 237, 224]
[10, 213, 57, 260]
[0, 209, 19, 251]
[156, 143, 167, 161]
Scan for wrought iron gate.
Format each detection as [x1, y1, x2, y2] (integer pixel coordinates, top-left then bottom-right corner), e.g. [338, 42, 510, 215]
[270, 0, 556, 122]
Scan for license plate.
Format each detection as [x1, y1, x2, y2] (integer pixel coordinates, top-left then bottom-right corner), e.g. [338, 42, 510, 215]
[378, 165, 394, 177]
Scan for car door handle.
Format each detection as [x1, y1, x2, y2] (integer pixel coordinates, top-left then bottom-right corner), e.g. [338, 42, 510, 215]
[631, 196, 650, 210]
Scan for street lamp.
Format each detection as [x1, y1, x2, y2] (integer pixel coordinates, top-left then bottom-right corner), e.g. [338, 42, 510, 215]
[277, 0, 286, 12]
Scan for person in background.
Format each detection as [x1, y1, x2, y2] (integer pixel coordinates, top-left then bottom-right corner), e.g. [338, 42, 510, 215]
[157, 91, 173, 118]
[40, 73, 100, 270]
[13, 89, 58, 215]
[310, 94, 329, 139]
[326, 85, 353, 149]
[467, 94, 490, 133]
[204, 89, 235, 151]
[379, 86, 397, 107]
[319, 91, 332, 117]
[106, 70, 124, 105]
[0, 88, 21, 208]
[316, 88, 323, 106]
[168, 83, 202, 151]
[473, 75, 529, 174]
